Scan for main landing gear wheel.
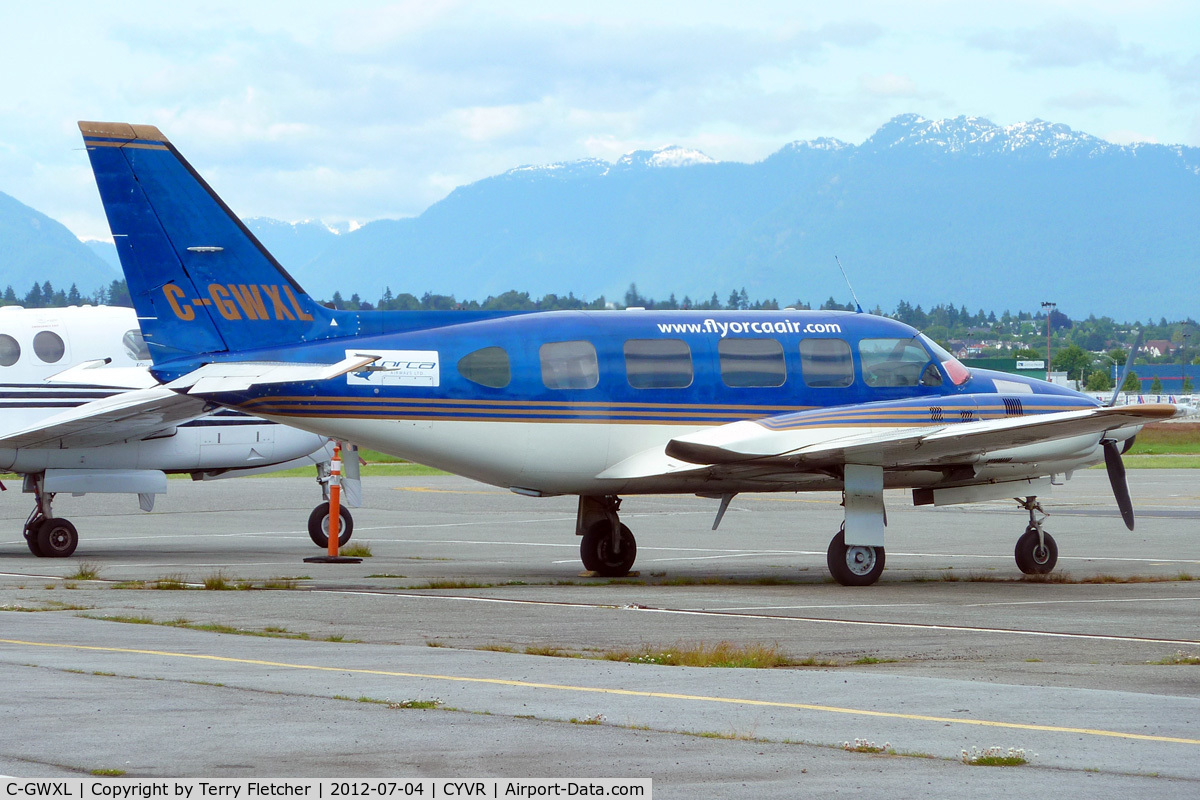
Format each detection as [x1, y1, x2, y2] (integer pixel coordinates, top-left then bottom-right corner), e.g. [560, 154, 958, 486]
[307, 502, 354, 549]
[826, 529, 885, 587]
[580, 521, 637, 577]
[24, 525, 43, 557]
[36, 518, 78, 558]
[1014, 527, 1057, 575]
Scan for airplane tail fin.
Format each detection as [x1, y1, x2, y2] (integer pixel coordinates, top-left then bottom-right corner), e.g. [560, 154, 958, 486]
[79, 121, 348, 365]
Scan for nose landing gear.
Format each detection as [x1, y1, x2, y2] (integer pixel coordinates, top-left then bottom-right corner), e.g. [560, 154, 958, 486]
[1014, 497, 1057, 575]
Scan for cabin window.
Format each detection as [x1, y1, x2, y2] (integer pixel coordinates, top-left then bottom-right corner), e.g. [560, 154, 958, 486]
[799, 338, 854, 388]
[624, 339, 693, 389]
[32, 331, 65, 364]
[859, 337, 941, 388]
[0, 334, 19, 367]
[457, 346, 511, 389]
[123, 329, 150, 361]
[920, 334, 971, 386]
[540, 340, 599, 390]
[718, 338, 786, 387]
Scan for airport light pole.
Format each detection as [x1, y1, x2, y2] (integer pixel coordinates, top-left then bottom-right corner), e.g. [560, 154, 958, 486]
[1042, 301, 1056, 382]
[1184, 332, 1192, 395]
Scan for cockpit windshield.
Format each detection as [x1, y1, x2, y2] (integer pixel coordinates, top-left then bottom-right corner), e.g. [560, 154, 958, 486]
[920, 334, 971, 386]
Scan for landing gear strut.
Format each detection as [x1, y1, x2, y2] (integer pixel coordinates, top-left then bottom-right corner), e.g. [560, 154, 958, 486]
[22, 474, 78, 558]
[309, 455, 354, 549]
[577, 495, 637, 577]
[1014, 496, 1057, 575]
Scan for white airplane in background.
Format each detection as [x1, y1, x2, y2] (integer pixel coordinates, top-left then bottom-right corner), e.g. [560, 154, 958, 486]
[0, 304, 359, 557]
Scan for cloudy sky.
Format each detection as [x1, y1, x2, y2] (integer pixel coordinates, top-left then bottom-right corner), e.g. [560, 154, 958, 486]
[2, 0, 1196, 239]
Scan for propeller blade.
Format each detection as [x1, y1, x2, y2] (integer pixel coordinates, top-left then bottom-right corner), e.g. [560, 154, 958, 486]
[1103, 439, 1134, 530]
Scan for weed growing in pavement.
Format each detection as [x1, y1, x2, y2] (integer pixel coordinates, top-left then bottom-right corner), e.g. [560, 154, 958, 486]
[66, 562, 101, 581]
[962, 746, 1030, 766]
[340, 542, 373, 558]
[1148, 650, 1200, 665]
[843, 739, 892, 754]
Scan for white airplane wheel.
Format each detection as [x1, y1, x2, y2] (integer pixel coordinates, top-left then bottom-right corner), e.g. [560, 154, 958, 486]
[827, 529, 885, 586]
[1015, 528, 1057, 575]
[37, 518, 78, 558]
[308, 503, 353, 549]
[580, 521, 636, 577]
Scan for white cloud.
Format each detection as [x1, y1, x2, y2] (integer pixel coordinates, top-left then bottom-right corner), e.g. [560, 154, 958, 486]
[859, 73, 919, 97]
[1105, 129, 1160, 145]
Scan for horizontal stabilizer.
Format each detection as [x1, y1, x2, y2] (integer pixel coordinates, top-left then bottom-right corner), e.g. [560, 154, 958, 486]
[171, 354, 381, 396]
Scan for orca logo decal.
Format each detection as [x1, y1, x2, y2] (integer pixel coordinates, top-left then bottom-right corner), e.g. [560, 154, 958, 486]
[346, 349, 440, 387]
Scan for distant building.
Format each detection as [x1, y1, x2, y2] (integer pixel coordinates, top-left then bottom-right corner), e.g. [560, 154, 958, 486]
[1144, 340, 1178, 358]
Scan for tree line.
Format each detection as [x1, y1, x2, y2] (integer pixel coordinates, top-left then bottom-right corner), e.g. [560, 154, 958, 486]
[6, 279, 1194, 380]
[0, 280, 131, 309]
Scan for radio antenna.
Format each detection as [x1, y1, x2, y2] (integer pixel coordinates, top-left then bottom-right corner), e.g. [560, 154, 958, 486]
[834, 255, 864, 313]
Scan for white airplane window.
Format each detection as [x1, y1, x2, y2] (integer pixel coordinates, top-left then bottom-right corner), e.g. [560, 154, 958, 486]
[718, 338, 786, 388]
[123, 329, 150, 361]
[540, 340, 599, 390]
[799, 338, 854, 388]
[0, 334, 18, 367]
[860, 338, 937, 387]
[458, 346, 511, 388]
[32, 330, 65, 363]
[624, 339, 693, 389]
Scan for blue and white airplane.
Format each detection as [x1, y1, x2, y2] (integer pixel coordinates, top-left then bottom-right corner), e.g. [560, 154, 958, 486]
[78, 120, 1179, 585]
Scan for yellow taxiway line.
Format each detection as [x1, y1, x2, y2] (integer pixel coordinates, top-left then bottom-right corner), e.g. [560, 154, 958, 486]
[2, 636, 1199, 746]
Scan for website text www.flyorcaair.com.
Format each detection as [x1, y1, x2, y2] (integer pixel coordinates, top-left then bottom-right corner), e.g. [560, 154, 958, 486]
[656, 318, 842, 337]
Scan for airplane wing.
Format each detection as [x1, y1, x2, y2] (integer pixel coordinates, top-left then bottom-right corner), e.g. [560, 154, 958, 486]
[0, 385, 210, 449]
[598, 403, 1179, 480]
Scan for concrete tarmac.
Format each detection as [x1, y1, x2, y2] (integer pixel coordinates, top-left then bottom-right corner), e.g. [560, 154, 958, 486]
[2, 470, 1199, 797]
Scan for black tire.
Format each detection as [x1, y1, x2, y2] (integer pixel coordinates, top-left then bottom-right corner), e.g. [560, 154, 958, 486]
[24, 528, 44, 557]
[308, 503, 353, 549]
[826, 529, 885, 586]
[1015, 527, 1057, 575]
[36, 518, 78, 558]
[580, 521, 636, 577]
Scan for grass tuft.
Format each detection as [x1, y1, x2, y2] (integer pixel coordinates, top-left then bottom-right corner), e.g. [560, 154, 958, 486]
[420, 579, 491, 589]
[962, 746, 1029, 766]
[569, 714, 606, 725]
[91, 769, 126, 776]
[1148, 650, 1200, 665]
[525, 645, 579, 658]
[602, 641, 794, 669]
[202, 572, 233, 590]
[152, 574, 188, 590]
[66, 562, 101, 581]
[340, 542, 373, 558]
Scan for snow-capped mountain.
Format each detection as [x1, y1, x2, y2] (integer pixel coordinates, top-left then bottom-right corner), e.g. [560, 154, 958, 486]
[289, 114, 1197, 319]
